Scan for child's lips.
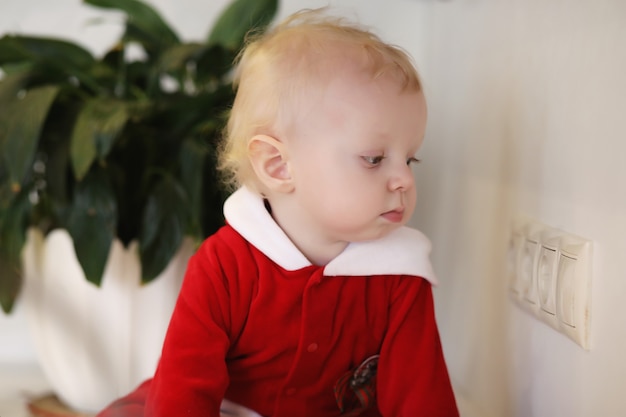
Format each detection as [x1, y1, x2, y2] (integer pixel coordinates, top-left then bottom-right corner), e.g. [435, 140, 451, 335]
[381, 208, 404, 223]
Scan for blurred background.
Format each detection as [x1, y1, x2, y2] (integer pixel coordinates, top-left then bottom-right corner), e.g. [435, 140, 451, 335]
[1, 0, 625, 416]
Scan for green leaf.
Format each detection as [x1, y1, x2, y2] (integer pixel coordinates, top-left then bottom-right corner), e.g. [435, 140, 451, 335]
[0, 190, 31, 313]
[157, 42, 206, 74]
[0, 36, 103, 93]
[0, 81, 17, 206]
[179, 138, 207, 236]
[0, 160, 11, 213]
[70, 98, 130, 180]
[194, 44, 234, 83]
[84, 0, 180, 53]
[0, 70, 31, 103]
[0, 36, 25, 64]
[149, 89, 230, 137]
[1, 85, 60, 189]
[0, 255, 21, 314]
[208, 0, 278, 51]
[139, 177, 187, 283]
[65, 169, 117, 286]
[0, 35, 95, 69]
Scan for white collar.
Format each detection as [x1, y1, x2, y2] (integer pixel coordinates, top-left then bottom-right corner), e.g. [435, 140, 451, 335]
[223, 187, 437, 285]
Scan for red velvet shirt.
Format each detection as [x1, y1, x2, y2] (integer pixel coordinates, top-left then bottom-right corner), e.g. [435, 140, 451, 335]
[101, 187, 459, 417]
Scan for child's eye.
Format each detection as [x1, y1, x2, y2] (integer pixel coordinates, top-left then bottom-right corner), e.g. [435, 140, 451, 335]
[406, 157, 421, 166]
[361, 155, 385, 166]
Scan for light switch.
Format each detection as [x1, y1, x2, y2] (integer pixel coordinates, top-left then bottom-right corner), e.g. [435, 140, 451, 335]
[538, 246, 557, 315]
[556, 254, 577, 327]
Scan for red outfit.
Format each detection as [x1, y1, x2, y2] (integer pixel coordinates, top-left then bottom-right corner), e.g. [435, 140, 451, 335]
[98, 187, 458, 417]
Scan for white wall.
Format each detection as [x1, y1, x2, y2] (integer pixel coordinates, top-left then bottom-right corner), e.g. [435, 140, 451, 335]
[409, 1, 626, 416]
[2, 0, 626, 416]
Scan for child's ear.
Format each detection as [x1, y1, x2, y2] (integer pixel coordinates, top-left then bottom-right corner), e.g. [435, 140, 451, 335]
[248, 135, 294, 193]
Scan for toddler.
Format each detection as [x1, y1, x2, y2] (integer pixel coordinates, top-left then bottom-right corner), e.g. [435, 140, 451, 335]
[98, 8, 459, 417]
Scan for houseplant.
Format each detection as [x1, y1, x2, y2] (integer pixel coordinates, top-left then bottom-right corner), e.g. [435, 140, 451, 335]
[0, 0, 278, 411]
[0, 0, 278, 313]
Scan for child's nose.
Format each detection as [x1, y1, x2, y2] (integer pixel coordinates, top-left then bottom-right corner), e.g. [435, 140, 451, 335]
[388, 164, 414, 191]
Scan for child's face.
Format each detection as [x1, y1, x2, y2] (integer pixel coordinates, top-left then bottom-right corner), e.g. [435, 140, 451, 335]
[285, 71, 427, 244]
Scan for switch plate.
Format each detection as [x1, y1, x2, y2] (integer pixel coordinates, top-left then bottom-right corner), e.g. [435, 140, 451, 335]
[509, 217, 592, 350]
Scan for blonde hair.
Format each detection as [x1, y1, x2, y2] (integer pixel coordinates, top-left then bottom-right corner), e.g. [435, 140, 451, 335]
[218, 8, 422, 190]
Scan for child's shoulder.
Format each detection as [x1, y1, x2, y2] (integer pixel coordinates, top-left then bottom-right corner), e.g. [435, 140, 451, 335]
[194, 224, 250, 262]
[195, 223, 253, 260]
[184, 224, 269, 284]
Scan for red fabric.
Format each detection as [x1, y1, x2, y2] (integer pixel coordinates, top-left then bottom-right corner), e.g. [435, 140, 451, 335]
[97, 225, 458, 417]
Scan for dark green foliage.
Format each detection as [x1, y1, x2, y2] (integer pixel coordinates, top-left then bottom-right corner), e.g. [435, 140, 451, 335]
[0, 0, 278, 313]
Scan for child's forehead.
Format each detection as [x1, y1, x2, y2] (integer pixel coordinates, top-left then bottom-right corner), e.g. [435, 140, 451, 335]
[282, 67, 425, 137]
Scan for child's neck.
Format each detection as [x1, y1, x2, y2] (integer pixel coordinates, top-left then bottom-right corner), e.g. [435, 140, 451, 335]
[265, 197, 348, 266]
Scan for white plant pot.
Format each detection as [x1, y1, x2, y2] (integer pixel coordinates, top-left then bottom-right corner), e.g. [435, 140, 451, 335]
[21, 228, 195, 413]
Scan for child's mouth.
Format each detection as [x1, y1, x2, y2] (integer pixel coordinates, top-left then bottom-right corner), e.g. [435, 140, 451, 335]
[381, 208, 404, 223]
